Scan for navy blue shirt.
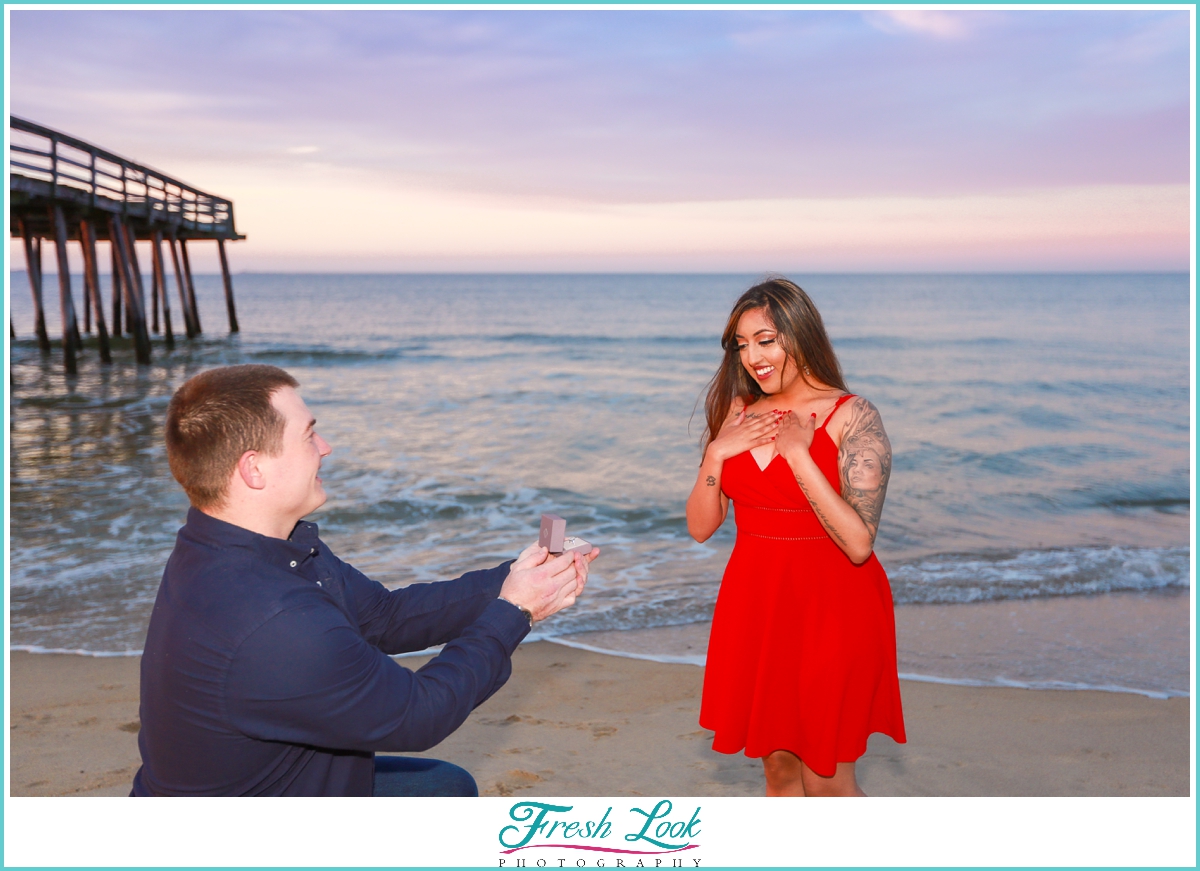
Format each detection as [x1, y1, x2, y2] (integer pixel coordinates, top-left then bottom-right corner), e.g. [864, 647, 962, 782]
[132, 508, 529, 796]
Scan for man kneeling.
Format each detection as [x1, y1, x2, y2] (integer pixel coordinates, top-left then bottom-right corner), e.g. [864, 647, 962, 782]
[131, 364, 596, 796]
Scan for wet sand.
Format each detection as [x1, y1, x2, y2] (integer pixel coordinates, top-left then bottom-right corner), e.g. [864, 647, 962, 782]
[563, 589, 1192, 696]
[8, 640, 1190, 798]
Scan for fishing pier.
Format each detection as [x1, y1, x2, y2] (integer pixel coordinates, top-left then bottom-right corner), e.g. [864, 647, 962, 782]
[9, 116, 244, 373]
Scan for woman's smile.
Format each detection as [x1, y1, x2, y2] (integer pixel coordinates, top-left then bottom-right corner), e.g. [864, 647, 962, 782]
[735, 308, 795, 394]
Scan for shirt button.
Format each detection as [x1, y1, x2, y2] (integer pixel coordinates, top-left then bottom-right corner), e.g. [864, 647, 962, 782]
[317, 581, 323, 587]
[289, 560, 297, 568]
[310, 548, 317, 555]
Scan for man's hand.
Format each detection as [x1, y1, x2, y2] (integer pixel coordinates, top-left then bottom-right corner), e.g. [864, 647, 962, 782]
[499, 542, 599, 623]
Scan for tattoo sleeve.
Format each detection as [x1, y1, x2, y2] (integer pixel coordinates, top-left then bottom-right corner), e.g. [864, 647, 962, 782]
[837, 397, 892, 545]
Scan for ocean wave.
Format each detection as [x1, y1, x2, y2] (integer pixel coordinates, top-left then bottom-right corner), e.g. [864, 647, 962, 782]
[895, 672, 1188, 701]
[239, 345, 448, 369]
[534, 641, 1187, 699]
[1094, 496, 1190, 512]
[545, 636, 706, 667]
[489, 332, 713, 346]
[888, 545, 1190, 605]
[318, 484, 696, 543]
[10, 645, 142, 657]
[241, 334, 716, 362]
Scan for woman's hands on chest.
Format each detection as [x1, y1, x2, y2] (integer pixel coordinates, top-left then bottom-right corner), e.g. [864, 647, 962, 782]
[704, 401, 784, 464]
[766, 392, 844, 462]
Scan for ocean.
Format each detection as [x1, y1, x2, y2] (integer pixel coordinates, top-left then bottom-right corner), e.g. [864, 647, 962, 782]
[7, 272, 1192, 698]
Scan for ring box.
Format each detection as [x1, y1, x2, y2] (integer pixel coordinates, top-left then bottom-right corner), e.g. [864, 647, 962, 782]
[539, 513, 593, 556]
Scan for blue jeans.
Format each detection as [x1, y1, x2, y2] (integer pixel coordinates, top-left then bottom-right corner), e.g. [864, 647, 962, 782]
[372, 755, 478, 797]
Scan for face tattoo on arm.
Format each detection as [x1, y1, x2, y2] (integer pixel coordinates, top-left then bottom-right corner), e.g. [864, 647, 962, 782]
[838, 397, 892, 547]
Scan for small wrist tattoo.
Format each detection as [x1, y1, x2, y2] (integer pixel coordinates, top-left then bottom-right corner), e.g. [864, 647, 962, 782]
[705, 475, 717, 486]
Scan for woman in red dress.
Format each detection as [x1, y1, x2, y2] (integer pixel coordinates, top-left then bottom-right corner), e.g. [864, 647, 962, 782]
[686, 277, 906, 797]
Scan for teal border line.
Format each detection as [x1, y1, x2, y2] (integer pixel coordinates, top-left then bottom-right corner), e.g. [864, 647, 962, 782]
[1, 1, 1190, 5]
[2, 2, 1196, 870]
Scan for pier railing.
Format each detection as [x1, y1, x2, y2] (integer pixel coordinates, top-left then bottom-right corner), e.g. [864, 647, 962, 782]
[9, 116, 237, 238]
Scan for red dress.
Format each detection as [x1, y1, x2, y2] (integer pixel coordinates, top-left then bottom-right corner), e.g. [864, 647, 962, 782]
[699, 394, 907, 777]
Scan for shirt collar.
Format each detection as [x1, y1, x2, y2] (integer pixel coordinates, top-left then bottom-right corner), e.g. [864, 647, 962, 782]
[184, 506, 321, 568]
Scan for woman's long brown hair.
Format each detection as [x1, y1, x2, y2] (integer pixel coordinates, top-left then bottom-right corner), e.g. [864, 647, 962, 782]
[701, 277, 848, 453]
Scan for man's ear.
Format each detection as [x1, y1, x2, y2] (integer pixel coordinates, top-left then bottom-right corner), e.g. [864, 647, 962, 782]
[236, 450, 267, 491]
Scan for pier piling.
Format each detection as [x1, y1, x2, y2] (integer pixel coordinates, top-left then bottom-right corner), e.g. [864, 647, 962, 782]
[168, 233, 196, 339]
[20, 219, 51, 354]
[52, 205, 79, 375]
[123, 228, 148, 324]
[109, 238, 123, 336]
[151, 230, 174, 349]
[110, 215, 152, 365]
[149, 241, 161, 334]
[79, 218, 112, 364]
[218, 238, 239, 334]
[179, 239, 203, 335]
[82, 257, 92, 334]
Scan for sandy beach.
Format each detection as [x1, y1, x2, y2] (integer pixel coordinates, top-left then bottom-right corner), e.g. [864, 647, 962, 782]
[8, 636, 1190, 798]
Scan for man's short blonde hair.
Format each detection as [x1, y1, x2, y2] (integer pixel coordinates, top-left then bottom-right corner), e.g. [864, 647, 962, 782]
[165, 365, 299, 509]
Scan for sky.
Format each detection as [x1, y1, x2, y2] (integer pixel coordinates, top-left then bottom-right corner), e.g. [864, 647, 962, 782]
[6, 8, 1193, 272]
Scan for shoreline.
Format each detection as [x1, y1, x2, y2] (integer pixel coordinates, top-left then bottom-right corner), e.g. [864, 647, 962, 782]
[10, 587, 1192, 700]
[11, 638, 1189, 700]
[8, 641, 1191, 798]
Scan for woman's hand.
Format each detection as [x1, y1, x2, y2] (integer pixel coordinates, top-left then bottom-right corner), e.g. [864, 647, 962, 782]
[688, 403, 779, 543]
[774, 410, 816, 460]
[706, 405, 782, 463]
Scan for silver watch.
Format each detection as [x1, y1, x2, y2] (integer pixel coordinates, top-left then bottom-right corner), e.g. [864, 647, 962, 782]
[499, 596, 533, 628]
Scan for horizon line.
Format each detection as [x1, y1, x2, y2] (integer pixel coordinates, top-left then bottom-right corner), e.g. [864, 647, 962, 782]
[7, 268, 1193, 277]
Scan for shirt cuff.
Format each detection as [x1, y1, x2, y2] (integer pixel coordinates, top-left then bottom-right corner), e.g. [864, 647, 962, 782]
[475, 597, 533, 653]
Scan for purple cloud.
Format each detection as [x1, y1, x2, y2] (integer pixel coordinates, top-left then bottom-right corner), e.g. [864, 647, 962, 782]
[8, 9, 1189, 205]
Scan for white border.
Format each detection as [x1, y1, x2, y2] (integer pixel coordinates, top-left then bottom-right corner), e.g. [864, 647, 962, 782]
[2, 796, 1197, 867]
[4, 5, 1196, 870]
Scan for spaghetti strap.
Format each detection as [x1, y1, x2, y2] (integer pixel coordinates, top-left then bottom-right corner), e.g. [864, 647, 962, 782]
[820, 393, 856, 429]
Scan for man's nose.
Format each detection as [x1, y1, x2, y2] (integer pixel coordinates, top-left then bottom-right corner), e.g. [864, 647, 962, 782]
[316, 434, 333, 456]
